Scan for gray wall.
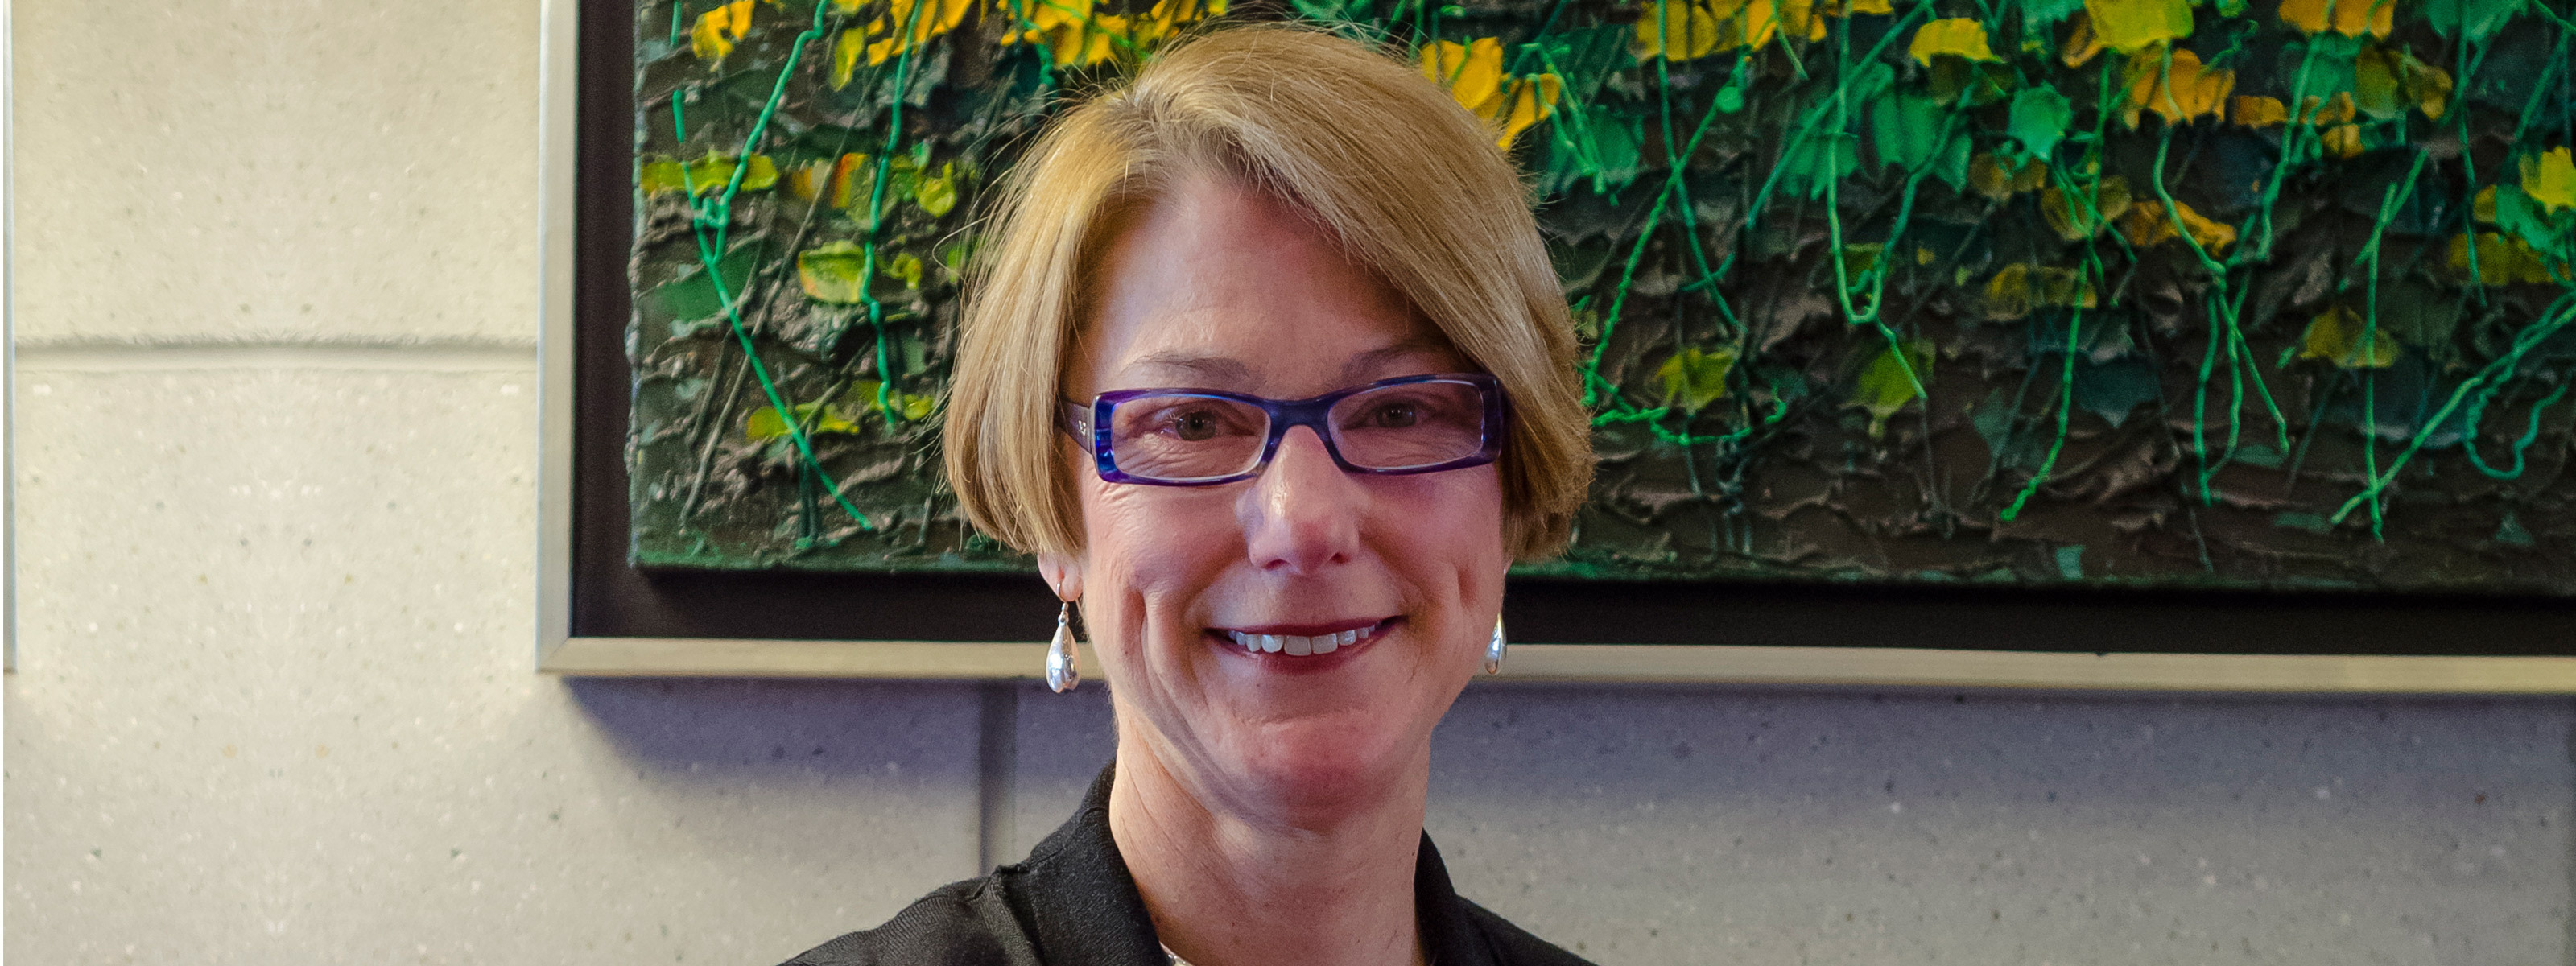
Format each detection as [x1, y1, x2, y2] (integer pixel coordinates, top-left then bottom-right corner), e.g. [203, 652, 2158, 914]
[6, 2, 2570, 964]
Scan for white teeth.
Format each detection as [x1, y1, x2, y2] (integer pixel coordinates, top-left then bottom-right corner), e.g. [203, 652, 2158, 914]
[1224, 625, 1377, 656]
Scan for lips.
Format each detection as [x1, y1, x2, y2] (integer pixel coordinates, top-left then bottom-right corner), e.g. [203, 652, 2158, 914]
[1212, 618, 1394, 658]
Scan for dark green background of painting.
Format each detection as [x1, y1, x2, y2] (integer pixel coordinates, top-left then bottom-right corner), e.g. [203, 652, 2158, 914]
[626, 0, 2576, 593]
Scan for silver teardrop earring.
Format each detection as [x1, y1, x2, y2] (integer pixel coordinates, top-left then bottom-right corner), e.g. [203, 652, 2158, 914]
[1046, 601, 1082, 693]
[1483, 616, 1507, 675]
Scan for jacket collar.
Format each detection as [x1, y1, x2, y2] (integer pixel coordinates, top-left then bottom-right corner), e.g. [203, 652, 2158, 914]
[1007, 762, 1170, 965]
[1009, 762, 1500, 966]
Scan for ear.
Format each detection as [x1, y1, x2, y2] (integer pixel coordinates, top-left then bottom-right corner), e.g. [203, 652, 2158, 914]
[1036, 553, 1085, 603]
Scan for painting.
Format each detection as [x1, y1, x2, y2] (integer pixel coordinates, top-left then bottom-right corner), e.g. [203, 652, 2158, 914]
[621, 0, 2576, 595]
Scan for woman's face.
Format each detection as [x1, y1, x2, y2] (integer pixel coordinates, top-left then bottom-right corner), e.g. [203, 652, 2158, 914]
[1050, 172, 1509, 824]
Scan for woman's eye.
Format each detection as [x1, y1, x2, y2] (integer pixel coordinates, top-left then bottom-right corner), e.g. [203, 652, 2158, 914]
[1346, 392, 1448, 431]
[1367, 402, 1420, 428]
[1171, 411, 1219, 440]
[1152, 406, 1240, 441]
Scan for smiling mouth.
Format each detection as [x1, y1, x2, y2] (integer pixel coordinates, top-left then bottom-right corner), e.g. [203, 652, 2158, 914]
[1216, 618, 1396, 657]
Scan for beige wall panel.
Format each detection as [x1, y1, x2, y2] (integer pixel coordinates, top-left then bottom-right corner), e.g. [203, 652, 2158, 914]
[13, 2, 540, 347]
[8, 365, 980, 964]
[1429, 687, 2573, 965]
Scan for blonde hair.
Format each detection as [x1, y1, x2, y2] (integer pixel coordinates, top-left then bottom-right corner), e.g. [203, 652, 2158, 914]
[943, 23, 1591, 560]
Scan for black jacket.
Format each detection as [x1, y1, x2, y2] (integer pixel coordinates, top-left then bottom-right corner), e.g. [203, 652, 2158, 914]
[778, 764, 1596, 966]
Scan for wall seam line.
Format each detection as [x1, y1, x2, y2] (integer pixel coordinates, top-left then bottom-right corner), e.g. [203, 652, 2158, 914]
[976, 682, 1020, 877]
[17, 343, 537, 372]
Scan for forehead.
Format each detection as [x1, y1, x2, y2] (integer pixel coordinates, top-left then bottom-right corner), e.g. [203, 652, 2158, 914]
[1072, 173, 1460, 396]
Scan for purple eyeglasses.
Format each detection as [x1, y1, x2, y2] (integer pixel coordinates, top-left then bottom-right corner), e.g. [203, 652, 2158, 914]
[1058, 373, 1507, 485]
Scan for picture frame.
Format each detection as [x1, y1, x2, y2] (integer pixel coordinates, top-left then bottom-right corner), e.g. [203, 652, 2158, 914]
[534, 0, 2576, 691]
[5, 0, 18, 675]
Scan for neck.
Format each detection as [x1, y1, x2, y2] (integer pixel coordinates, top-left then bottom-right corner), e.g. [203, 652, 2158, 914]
[1108, 737, 1430, 966]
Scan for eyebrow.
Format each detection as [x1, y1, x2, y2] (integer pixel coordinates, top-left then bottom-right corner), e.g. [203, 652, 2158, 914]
[1122, 351, 1257, 388]
[1336, 336, 1455, 384]
[1120, 335, 1459, 392]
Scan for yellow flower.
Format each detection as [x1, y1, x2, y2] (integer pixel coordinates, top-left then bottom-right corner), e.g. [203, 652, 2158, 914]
[1488, 74, 1565, 149]
[2119, 45, 2234, 127]
[2060, 14, 2105, 66]
[2118, 196, 2239, 254]
[2231, 95, 2287, 127]
[1780, 0, 1890, 42]
[1421, 39, 1563, 149]
[1633, 0, 1785, 61]
[2521, 147, 2576, 215]
[1633, 0, 1723, 60]
[2297, 91, 2358, 125]
[2278, 0, 2393, 38]
[1131, 0, 1227, 48]
[2446, 233, 2559, 285]
[2041, 176, 2135, 241]
[1002, 0, 1133, 68]
[786, 153, 872, 208]
[691, 0, 758, 64]
[1909, 19, 2000, 65]
[1983, 264, 2098, 321]
[1724, 0, 1785, 52]
[1968, 154, 2050, 200]
[2298, 306, 2401, 369]
[1657, 348, 1739, 412]
[2083, 0, 2193, 53]
[860, 0, 973, 67]
[640, 154, 782, 196]
[2354, 45, 2454, 122]
[1421, 38, 1507, 114]
[831, 27, 865, 87]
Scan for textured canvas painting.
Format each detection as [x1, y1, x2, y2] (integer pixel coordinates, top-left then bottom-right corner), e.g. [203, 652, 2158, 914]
[624, 0, 2576, 592]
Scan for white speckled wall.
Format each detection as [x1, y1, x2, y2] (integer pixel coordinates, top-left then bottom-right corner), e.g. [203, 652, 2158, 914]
[6, 2, 2570, 964]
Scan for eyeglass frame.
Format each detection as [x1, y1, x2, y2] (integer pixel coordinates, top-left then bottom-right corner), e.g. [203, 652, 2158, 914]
[1056, 372, 1509, 486]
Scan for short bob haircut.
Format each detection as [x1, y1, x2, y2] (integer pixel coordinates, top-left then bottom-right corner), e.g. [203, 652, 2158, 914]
[943, 23, 1591, 561]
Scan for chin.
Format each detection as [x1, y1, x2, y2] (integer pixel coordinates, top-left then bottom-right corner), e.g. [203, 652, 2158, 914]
[1221, 715, 1422, 822]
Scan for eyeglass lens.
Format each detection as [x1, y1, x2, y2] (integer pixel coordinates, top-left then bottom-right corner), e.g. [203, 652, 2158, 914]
[1105, 380, 1489, 482]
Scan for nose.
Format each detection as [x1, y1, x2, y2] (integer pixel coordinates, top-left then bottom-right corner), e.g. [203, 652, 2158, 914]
[1239, 426, 1364, 574]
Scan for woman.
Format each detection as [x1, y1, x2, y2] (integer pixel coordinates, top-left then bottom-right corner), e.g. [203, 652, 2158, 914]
[783, 23, 1595, 966]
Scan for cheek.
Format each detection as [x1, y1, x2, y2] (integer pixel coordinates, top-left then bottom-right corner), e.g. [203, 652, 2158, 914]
[1364, 468, 1509, 662]
[1369, 467, 1508, 570]
[1077, 477, 1241, 634]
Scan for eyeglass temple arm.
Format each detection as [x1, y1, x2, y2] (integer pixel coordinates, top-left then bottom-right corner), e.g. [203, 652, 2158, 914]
[1057, 399, 1094, 443]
